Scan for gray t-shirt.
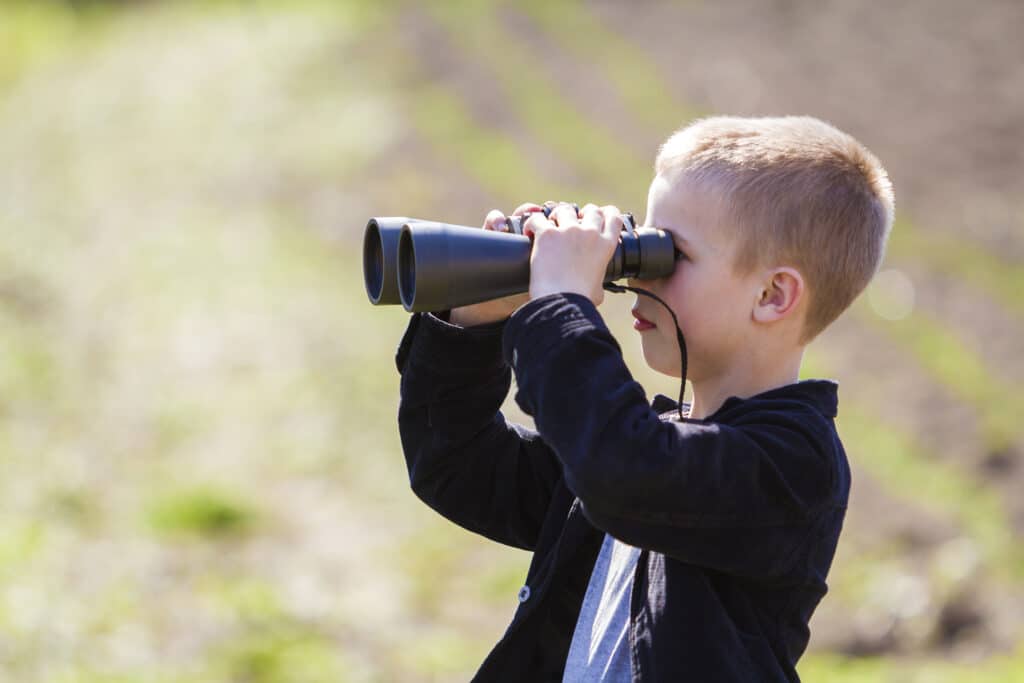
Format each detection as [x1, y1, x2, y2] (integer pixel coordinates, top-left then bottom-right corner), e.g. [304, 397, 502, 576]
[562, 532, 641, 682]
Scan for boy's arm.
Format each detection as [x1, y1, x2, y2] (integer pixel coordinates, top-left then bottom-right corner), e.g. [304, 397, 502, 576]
[503, 293, 844, 580]
[396, 310, 564, 551]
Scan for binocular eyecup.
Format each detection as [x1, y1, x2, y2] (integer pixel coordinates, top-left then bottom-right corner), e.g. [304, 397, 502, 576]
[363, 213, 676, 313]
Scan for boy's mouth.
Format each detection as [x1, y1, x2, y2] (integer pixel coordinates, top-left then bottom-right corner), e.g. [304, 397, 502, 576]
[631, 308, 656, 331]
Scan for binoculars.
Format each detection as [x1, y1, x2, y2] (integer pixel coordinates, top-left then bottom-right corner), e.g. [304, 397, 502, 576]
[363, 211, 676, 312]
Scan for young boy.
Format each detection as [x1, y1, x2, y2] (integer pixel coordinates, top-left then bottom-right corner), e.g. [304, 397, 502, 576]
[394, 116, 894, 682]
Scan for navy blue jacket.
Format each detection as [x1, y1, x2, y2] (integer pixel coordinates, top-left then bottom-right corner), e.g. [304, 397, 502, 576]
[396, 292, 850, 682]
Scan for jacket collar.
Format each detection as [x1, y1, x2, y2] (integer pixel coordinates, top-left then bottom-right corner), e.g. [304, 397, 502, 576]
[651, 379, 839, 421]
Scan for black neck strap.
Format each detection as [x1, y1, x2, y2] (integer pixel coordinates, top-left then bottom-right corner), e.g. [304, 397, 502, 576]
[603, 283, 688, 422]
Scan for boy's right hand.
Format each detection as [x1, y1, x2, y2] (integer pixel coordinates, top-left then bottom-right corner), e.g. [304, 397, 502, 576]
[448, 203, 544, 327]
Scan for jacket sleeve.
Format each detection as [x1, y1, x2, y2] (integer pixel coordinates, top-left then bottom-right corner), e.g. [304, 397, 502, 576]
[396, 310, 564, 551]
[502, 293, 842, 580]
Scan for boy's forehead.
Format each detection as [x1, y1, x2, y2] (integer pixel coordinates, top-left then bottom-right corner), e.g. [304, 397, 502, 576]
[645, 173, 729, 247]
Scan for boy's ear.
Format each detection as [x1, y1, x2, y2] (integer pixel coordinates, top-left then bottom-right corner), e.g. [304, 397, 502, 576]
[752, 267, 805, 324]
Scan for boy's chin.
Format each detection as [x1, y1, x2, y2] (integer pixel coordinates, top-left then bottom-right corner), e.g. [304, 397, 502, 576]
[641, 345, 685, 379]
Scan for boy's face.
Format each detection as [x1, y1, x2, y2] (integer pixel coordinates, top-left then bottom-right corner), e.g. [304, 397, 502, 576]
[628, 173, 764, 382]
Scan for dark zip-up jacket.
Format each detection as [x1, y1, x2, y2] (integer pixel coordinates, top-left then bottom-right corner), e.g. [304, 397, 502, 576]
[396, 292, 850, 682]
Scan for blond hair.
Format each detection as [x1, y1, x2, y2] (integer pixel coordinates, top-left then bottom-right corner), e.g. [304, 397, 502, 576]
[655, 116, 895, 343]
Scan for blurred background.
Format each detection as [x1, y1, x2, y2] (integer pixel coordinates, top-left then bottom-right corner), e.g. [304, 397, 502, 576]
[1, 0, 1022, 681]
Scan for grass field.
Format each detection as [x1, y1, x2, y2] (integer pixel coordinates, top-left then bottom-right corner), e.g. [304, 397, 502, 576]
[1, 1, 1022, 681]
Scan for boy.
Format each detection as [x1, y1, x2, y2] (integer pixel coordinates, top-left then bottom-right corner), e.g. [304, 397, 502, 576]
[394, 116, 894, 681]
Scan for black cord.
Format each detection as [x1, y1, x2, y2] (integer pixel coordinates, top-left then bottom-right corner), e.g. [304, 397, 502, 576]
[603, 282, 688, 422]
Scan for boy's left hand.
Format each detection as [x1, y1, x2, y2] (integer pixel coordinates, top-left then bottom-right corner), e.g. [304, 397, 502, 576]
[524, 203, 622, 306]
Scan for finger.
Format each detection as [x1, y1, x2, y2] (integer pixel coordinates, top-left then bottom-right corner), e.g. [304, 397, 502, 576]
[584, 205, 618, 244]
[550, 202, 579, 227]
[523, 209, 552, 239]
[484, 209, 509, 231]
[512, 202, 544, 217]
[601, 205, 625, 235]
[541, 200, 582, 218]
[580, 204, 605, 232]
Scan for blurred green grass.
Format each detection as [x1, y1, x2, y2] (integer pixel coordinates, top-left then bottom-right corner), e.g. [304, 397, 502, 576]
[854, 301, 1021, 453]
[425, 2, 652, 204]
[147, 486, 257, 539]
[0, 1, 1021, 681]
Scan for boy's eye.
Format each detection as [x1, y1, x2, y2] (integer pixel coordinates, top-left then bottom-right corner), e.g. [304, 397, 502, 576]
[674, 248, 688, 262]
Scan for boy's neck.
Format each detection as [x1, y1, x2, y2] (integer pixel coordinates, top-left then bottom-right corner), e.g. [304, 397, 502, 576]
[687, 348, 805, 420]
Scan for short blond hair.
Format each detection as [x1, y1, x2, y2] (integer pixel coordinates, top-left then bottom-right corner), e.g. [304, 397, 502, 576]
[655, 116, 895, 343]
